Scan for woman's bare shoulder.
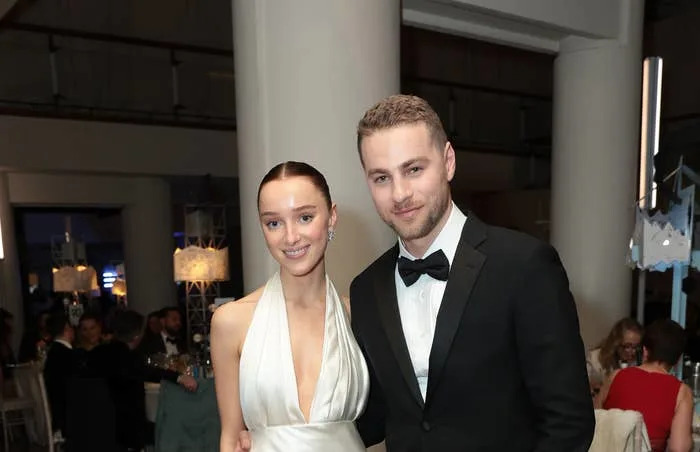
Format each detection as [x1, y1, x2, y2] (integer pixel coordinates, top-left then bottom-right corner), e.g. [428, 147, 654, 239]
[212, 286, 265, 329]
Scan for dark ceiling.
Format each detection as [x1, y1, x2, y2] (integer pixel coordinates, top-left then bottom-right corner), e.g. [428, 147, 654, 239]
[646, 0, 700, 22]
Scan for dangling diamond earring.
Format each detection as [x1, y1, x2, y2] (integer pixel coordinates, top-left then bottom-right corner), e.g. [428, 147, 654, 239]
[328, 229, 335, 241]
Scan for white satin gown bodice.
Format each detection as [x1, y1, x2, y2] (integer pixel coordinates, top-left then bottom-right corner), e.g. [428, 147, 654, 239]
[239, 273, 369, 451]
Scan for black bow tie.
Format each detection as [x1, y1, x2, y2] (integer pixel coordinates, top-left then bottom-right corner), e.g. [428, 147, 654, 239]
[165, 336, 178, 345]
[398, 250, 450, 287]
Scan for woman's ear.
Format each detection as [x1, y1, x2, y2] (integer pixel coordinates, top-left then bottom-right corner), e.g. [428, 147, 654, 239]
[328, 203, 338, 231]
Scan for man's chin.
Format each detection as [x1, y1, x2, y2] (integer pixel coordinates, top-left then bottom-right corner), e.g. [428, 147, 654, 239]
[391, 224, 428, 242]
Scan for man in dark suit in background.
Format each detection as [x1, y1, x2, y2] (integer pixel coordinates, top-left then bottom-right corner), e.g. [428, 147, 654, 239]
[137, 307, 187, 357]
[43, 312, 76, 438]
[350, 95, 594, 451]
[87, 310, 197, 451]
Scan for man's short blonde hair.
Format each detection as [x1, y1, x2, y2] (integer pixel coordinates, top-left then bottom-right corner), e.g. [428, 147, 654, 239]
[356, 94, 448, 162]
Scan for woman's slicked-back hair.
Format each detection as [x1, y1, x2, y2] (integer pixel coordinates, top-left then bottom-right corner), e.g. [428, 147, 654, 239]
[257, 161, 332, 210]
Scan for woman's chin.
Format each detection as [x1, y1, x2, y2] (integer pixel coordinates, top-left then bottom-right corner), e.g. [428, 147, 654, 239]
[280, 257, 324, 278]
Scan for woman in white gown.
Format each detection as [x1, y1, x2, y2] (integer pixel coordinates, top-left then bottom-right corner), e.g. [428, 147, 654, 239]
[211, 161, 369, 452]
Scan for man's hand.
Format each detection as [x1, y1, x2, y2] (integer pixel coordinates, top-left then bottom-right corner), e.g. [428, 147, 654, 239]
[177, 374, 198, 392]
[234, 430, 251, 452]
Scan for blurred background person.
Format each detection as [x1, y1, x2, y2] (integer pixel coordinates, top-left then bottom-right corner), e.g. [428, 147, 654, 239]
[18, 310, 52, 363]
[43, 312, 76, 441]
[596, 319, 692, 452]
[75, 313, 103, 351]
[138, 307, 186, 357]
[87, 309, 196, 451]
[587, 317, 643, 395]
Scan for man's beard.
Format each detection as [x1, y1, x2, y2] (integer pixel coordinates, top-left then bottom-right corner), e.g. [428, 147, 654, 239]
[386, 186, 450, 242]
[165, 326, 179, 337]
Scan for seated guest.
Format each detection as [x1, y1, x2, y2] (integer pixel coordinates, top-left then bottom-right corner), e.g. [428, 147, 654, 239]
[138, 307, 187, 357]
[0, 309, 16, 375]
[43, 312, 76, 437]
[139, 310, 162, 351]
[75, 313, 103, 351]
[587, 317, 642, 392]
[596, 319, 692, 452]
[87, 310, 197, 451]
[147, 310, 162, 336]
[19, 311, 52, 363]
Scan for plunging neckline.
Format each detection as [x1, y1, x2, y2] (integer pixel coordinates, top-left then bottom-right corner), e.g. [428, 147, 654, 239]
[280, 277, 330, 424]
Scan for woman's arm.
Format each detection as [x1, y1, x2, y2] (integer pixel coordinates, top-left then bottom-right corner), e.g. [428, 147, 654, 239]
[211, 302, 247, 452]
[593, 369, 619, 409]
[667, 383, 693, 452]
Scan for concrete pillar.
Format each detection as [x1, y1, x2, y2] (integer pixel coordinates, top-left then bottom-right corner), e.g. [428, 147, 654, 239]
[232, 0, 400, 295]
[550, 0, 644, 347]
[0, 172, 23, 352]
[122, 177, 176, 315]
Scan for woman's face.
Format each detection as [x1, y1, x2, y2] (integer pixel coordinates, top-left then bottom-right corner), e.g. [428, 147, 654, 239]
[618, 329, 642, 362]
[258, 176, 336, 278]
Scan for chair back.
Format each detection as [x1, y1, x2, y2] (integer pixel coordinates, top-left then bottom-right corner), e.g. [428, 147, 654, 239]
[589, 408, 651, 452]
[8, 362, 50, 448]
[35, 368, 55, 452]
[12, 362, 37, 396]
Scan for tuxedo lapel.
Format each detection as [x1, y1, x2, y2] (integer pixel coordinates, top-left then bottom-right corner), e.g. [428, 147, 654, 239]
[375, 245, 425, 409]
[158, 336, 168, 354]
[426, 215, 487, 403]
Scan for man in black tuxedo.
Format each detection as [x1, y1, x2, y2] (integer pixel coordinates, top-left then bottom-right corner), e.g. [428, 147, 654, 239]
[350, 95, 594, 451]
[43, 312, 76, 437]
[87, 310, 197, 451]
[137, 307, 187, 357]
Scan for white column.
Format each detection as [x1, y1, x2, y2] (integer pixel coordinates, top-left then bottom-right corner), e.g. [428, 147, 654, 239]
[550, 0, 644, 348]
[232, 0, 400, 295]
[122, 177, 176, 316]
[0, 172, 23, 352]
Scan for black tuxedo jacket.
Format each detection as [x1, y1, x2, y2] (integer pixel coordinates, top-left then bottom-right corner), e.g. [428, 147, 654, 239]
[85, 341, 180, 449]
[350, 215, 594, 452]
[43, 341, 77, 433]
[138, 332, 187, 357]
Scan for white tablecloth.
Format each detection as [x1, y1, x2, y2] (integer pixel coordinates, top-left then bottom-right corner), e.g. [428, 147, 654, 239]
[145, 382, 160, 423]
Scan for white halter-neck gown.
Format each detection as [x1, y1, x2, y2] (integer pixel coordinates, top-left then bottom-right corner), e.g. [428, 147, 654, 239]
[239, 273, 369, 451]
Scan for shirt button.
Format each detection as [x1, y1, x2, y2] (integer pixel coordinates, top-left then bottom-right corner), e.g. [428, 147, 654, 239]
[421, 420, 431, 432]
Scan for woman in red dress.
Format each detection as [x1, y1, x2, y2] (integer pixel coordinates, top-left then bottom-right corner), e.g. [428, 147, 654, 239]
[596, 319, 693, 452]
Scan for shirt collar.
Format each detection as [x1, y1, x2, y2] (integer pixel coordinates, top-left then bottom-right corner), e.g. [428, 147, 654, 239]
[55, 339, 73, 350]
[398, 202, 467, 266]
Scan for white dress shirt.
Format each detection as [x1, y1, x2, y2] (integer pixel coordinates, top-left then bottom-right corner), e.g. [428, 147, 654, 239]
[395, 202, 467, 400]
[161, 331, 179, 356]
